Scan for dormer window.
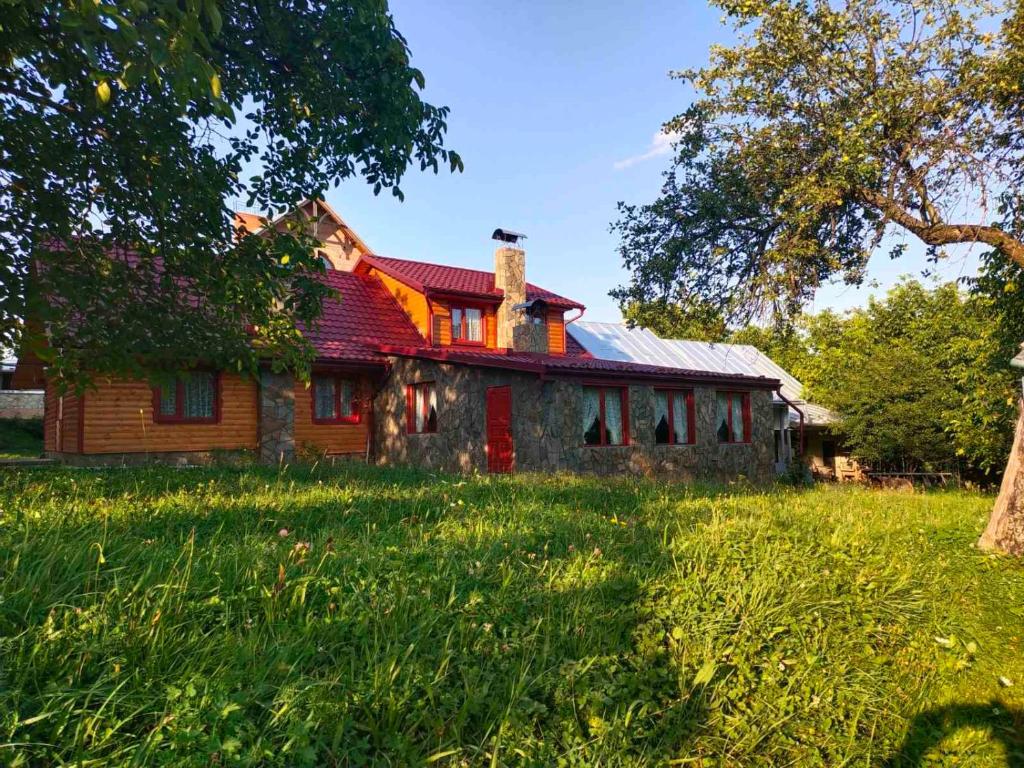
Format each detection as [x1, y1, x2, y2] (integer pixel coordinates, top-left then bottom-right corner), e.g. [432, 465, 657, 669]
[451, 306, 484, 345]
[318, 250, 334, 270]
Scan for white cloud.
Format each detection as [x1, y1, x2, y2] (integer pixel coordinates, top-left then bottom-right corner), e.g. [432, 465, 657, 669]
[613, 130, 680, 170]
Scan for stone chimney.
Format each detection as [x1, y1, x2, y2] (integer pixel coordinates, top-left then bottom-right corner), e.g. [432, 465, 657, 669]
[494, 245, 526, 349]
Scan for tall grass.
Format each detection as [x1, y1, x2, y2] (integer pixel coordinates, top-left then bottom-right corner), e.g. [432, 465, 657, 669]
[0, 465, 1021, 766]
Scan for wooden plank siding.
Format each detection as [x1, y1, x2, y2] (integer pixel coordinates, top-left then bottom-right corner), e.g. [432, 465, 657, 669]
[431, 301, 451, 346]
[547, 310, 566, 355]
[43, 383, 82, 453]
[486, 306, 498, 348]
[79, 374, 257, 454]
[293, 377, 371, 457]
[368, 267, 432, 339]
[43, 382, 56, 452]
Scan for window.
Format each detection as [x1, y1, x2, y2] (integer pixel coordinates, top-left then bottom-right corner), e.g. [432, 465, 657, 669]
[311, 374, 359, 424]
[153, 371, 219, 423]
[716, 391, 751, 444]
[318, 251, 334, 270]
[451, 306, 484, 344]
[582, 386, 628, 446]
[407, 382, 438, 434]
[655, 389, 695, 445]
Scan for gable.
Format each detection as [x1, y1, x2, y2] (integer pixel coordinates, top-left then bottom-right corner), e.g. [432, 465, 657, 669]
[233, 199, 372, 271]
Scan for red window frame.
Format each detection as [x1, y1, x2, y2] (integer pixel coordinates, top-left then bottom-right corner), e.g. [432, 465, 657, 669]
[654, 388, 696, 445]
[582, 385, 630, 447]
[152, 371, 221, 424]
[406, 381, 438, 434]
[450, 304, 487, 346]
[717, 390, 752, 444]
[311, 374, 361, 425]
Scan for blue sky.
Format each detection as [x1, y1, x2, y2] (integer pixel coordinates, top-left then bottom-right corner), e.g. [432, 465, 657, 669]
[314, 0, 983, 323]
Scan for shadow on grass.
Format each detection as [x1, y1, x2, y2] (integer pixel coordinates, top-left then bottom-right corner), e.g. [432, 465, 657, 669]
[883, 702, 1024, 767]
[0, 464, 728, 763]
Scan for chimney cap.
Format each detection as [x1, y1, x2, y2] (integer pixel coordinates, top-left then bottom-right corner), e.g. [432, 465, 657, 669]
[492, 228, 527, 244]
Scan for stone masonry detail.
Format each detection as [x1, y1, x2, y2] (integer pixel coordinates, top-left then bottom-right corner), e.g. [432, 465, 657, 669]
[259, 369, 295, 464]
[374, 357, 775, 482]
[493, 246, 525, 349]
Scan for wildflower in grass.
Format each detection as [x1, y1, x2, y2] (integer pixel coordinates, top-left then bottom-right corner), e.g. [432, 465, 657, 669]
[278, 528, 289, 537]
[568, 544, 576, 553]
[482, 623, 493, 633]
[593, 547, 602, 557]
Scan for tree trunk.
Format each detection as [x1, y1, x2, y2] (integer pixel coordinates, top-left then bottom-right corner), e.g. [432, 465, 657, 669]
[979, 400, 1024, 555]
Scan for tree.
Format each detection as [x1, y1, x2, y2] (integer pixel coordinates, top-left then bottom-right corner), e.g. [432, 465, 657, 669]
[796, 280, 1017, 477]
[0, 0, 462, 386]
[622, 298, 728, 342]
[612, 0, 1024, 554]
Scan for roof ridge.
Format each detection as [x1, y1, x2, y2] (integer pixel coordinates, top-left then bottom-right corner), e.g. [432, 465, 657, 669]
[373, 254, 498, 278]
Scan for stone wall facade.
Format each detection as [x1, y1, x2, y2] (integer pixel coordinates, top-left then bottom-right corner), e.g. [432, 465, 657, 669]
[0, 389, 43, 419]
[374, 358, 775, 482]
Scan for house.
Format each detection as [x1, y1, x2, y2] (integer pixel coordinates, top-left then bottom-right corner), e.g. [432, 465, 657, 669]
[39, 200, 783, 481]
[566, 322, 859, 480]
[1, 358, 44, 420]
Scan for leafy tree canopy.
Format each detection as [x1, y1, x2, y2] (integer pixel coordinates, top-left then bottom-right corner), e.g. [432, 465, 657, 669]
[0, 0, 462, 387]
[612, 0, 1024, 324]
[732, 279, 1021, 477]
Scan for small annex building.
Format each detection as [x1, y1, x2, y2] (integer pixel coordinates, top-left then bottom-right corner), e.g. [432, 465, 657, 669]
[566, 322, 857, 479]
[39, 200, 784, 481]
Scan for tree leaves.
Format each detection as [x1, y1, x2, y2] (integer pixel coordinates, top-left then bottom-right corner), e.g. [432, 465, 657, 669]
[613, 0, 1024, 324]
[0, 0, 460, 388]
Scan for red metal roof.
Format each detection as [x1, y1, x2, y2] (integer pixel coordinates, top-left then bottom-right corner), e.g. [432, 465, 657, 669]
[361, 255, 585, 310]
[302, 271, 425, 363]
[376, 345, 780, 388]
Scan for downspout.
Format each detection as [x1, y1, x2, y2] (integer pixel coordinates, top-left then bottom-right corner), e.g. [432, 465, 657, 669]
[564, 307, 585, 325]
[775, 388, 805, 459]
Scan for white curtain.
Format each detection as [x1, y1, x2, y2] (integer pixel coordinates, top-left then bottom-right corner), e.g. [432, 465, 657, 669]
[582, 387, 601, 444]
[451, 308, 463, 340]
[465, 308, 483, 342]
[732, 395, 744, 442]
[159, 382, 177, 415]
[314, 377, 335, 419]
[427, 384, 438, 430]
[340, 380, 355, 417]
[716, 392, 730, 442]
[654, 391, 670, 444]
[415, 385, 426, 432]
[183, 372, 215, 418]
[604, 390, 623, 445]
[672, 392, 687, 444]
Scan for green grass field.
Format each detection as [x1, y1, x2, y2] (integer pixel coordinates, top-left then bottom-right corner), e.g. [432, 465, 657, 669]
[0, 465, 1021, 766]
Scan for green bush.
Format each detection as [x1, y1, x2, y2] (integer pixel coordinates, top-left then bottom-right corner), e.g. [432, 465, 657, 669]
[0, 417, 43, 457]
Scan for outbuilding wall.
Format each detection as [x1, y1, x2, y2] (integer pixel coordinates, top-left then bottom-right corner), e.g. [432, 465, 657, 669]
[374, 358, 775, 482]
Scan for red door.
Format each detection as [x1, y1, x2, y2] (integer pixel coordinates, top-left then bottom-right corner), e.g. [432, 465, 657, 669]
[486, 386, 514, 474]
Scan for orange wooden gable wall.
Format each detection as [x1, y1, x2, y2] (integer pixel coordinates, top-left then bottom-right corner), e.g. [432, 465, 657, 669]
[366, 267, 432, 340]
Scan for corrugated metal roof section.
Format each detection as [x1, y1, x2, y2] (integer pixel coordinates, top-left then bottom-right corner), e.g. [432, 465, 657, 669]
[567, 321, 836, 425]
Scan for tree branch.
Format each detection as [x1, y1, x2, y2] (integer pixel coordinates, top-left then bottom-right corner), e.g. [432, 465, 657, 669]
[859, 188, 1024, 267]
